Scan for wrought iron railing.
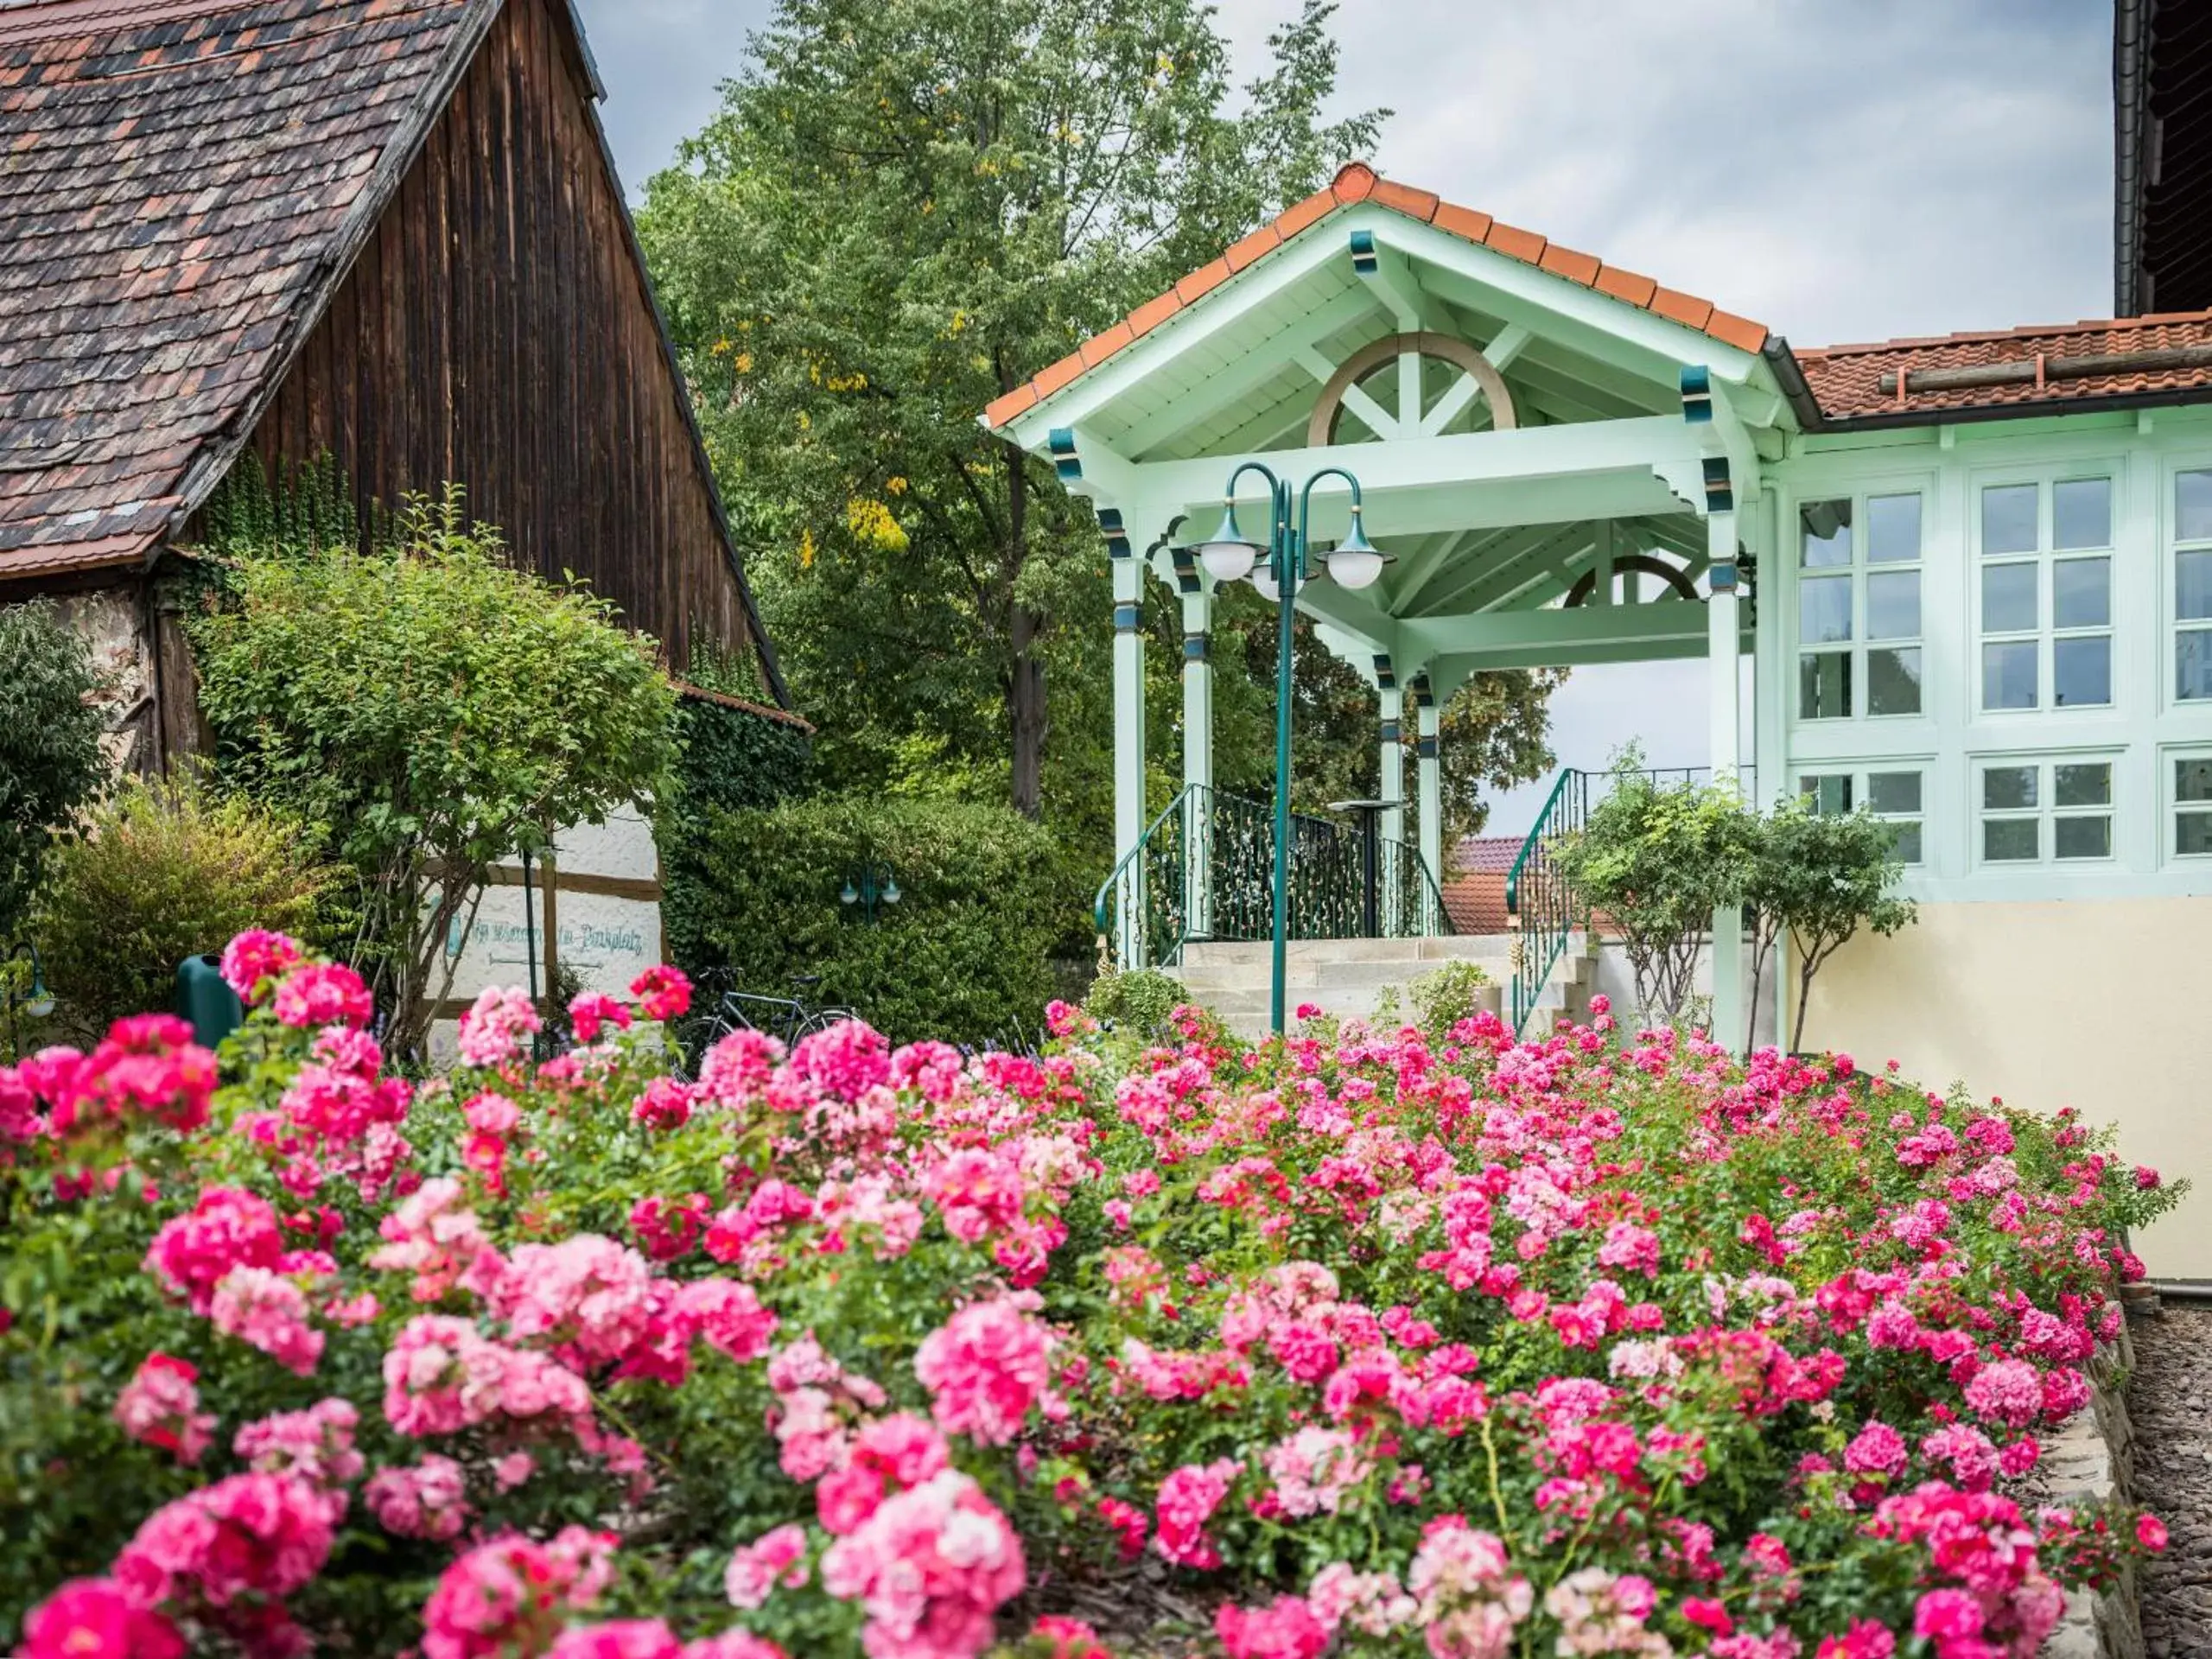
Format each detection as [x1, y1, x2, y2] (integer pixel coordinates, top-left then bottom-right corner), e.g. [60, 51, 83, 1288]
[1094, 785, 1454, 971]
[1504, 768, 1591, 1035]
[1503, 763, 1755, 1034]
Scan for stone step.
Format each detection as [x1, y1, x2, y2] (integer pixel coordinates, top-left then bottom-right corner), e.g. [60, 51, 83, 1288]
[1173, 932, 1597, 1044]
[1179, 957, 1516, 995]
[1179, 934, 1517, 969]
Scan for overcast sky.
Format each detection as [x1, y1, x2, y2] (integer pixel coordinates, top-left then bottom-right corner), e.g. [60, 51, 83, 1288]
[573, 0, 2117, 836]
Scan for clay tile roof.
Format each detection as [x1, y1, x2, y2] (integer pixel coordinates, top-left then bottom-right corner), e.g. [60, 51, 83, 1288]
[982, 162, 1770, 431]
[1452, 834, 1524, 874]
[0, 0, 487, 580]
[1794, 310, 2212, 423]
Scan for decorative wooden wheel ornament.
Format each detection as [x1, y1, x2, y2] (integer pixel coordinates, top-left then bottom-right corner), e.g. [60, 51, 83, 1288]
[1564, 555, 1701, 607]
[1306, 331, 1518, 447]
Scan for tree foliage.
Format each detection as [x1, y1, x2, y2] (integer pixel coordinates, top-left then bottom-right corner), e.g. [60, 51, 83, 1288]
[0, 600, 107, 944]
[1554, 753, 1757, 1025]
[1748, 794, 1918, 1052]
[637, 0, 1386, 835]
[187, 488, 677, 1054]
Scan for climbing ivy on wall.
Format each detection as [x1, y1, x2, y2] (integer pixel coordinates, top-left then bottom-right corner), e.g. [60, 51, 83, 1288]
[658, 690, 815, 971]
[196, 453, 380, 561]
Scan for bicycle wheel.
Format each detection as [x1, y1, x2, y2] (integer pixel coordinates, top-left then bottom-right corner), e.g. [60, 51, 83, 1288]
[794, 1006, 858, 1039]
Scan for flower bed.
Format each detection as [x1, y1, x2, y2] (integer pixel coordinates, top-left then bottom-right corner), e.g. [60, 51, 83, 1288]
[0, 932, 2182, 1659]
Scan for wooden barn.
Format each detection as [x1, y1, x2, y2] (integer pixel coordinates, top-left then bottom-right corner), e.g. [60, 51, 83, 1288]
[0, 0, 791, 769]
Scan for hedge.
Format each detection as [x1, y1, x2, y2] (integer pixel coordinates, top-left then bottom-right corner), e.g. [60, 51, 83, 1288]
[658, 689, 816, 973]
[672, 795, 1063, 1047]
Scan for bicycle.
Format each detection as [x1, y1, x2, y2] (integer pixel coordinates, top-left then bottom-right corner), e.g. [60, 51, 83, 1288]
[695, 973, 859, 1051]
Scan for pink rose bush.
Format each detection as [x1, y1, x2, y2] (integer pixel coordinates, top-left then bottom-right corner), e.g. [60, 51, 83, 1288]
[1, 929, 2183, 1656]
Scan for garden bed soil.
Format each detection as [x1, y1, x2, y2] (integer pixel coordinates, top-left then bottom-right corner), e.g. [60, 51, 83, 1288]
[2129, 1304, 2212, 1659]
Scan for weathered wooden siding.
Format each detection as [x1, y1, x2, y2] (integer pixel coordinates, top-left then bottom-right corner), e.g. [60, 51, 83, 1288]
[235, 0, 766, 686]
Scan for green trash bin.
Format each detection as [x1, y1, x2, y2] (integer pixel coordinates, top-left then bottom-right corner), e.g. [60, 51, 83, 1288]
[176, 954, 244, 1050]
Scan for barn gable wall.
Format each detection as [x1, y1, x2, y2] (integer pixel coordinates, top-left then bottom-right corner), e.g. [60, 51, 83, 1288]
[234, 0, 761, 684]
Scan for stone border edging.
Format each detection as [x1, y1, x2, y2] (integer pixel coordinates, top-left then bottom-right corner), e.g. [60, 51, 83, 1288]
[2041, 1319, 2145, 1659]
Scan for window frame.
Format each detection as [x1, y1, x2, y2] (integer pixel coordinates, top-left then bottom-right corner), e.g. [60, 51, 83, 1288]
[1792, 487, 1926, 723]
[2164, 747, 2212, 861]
[1794, 765, 1927, 867]
[1971, 754, 2120, 870]
[1972, 473, 2117, 716]
[2169, 463, 2212, 705]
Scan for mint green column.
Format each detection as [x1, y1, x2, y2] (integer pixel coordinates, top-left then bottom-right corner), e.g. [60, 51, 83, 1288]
[1413, 675, 1442, 909]
[1707, 508, 1745, 1053]
[1110, 530, 1147, 965]
[1181, 582, 1213, 938]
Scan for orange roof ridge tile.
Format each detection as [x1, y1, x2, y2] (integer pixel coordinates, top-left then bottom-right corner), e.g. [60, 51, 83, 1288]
[981, 161, 1772, 431]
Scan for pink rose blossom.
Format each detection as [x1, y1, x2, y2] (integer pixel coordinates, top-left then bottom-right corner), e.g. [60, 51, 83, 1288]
[725, 1522, 810, 1609]
[221, 930, 303, 1001]
[112, 1352, 214, 1464]
[630, 965, 693, 1023]
[456, 986, 542, 1067]
[15, 1580, 184, 1659]
[365, 1454, 471, 1540]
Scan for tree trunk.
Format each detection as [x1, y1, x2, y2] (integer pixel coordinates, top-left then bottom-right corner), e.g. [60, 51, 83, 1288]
[1003, 442, 1046, 819]
[1009, 610, 1046, 818]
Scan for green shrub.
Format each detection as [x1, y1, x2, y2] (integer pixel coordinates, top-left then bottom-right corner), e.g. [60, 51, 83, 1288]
[33, 779, 336, 1038]
[0, 600, 107, 943]
[676, 795, 1061, 1046]
[188, 486, 677, 1053]
[1083, 967, 1184, 1037]
[660, 691, 815, 972]
[1405, 957, 1493, 1046]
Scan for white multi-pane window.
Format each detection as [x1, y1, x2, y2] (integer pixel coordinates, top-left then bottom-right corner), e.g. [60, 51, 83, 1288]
[1976, 477, 2114, 713]
[2171, 755, 2212, 857]
[2174, 470, 2212, 701]
[1976, 759, 2115, 865]
[1796, 492, 1923, 721]
[1795, 768, 1925, 864]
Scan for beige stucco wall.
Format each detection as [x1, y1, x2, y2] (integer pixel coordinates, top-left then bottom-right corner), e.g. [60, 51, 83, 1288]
[1801, 899, 2210, 1278]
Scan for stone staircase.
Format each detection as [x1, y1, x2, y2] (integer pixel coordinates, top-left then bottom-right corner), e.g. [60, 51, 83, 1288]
[1172, 932, 1598, 1042]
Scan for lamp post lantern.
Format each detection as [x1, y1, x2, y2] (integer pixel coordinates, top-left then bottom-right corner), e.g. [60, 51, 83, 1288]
[839, 861, 902, 927]
[1185, 462, 1389, 1036]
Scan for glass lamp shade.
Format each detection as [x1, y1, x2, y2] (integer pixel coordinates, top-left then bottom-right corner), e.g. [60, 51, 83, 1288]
[840, 880, 861, 906]
[1191, 499, 1262, 584]
[24, 992, 54, 1020]
[881, 878, 902, 906]
[1325, 546, 1385, 590]
[1324, 509, 1389, 591]
[1249, 560, 1282, 601]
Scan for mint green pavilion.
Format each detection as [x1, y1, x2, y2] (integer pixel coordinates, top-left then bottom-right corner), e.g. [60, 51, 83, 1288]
[986, 162, 2212, 1274]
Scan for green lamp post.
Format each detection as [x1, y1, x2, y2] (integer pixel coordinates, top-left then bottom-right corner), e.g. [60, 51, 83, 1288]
[839, 861, 902, 926]
[1184, 462, 1389, 1036]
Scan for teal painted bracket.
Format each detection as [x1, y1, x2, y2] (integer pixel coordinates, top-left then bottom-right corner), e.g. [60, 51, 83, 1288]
[1681, 364, 1713, 424]
[1094, 505, 1128, 557]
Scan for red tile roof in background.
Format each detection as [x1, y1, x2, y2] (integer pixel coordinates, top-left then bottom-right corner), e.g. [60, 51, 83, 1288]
[981, 162, 1771, 431]
[1795, 311, 2212, 422]
[0, 0, 481, 579]
[1440, 836, 1522, 936]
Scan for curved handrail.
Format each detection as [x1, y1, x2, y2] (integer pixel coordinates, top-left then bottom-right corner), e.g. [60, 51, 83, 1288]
[1505, 767, 1580, 919]
[1505, 768, 1592, 1034]
[1092, 785, 1199, 938]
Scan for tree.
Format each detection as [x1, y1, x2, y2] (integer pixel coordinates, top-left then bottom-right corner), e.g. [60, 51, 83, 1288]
[1553, 753, 1757, 1025]
[1747, 796, 1917, 1052]
[0, 599, 106, 944]
[188, 488, 677, 1054]
[636, 0, 1385, 826]
[1184, 592, 1561, 845]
